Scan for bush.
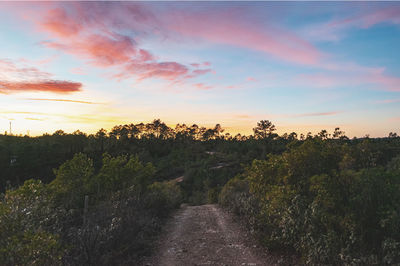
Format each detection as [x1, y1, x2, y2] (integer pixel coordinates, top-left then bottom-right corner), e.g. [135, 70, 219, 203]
[0, 180, 64, 265]
[147, 181, 182, 217]
[219, 177, 261, 233]
[0, 154, 183, 265]
[220, 139, 400, 264]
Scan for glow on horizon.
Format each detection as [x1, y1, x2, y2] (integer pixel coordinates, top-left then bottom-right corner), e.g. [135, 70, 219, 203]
[0, 2, 399, 137]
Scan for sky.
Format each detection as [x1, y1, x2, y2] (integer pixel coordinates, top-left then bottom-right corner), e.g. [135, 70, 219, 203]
[0, 1, 399, 137]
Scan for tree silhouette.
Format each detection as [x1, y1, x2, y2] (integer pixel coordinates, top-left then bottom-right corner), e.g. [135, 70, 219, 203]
[253, 120, 276, 139]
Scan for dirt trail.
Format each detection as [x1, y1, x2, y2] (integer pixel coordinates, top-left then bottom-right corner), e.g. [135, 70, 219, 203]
[142, 204, 289, 266]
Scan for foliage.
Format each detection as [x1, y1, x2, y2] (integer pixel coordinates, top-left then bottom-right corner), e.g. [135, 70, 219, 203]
[0, 153, 182, 265]
[50, 153, 94, 209]
[1, 119, 400, 264]
[0, 180, 64, 265]
[146, 181, 182, 217]
[220, 138, 400, 264]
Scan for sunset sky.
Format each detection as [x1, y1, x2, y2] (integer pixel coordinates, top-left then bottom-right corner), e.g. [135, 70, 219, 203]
[0, 1, 399, 137]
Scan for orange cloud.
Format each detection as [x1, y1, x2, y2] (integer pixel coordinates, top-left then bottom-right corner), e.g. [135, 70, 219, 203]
[0, 58, 82, 94]
[25, 98, 98, 104]
[0, 81, 82, 94]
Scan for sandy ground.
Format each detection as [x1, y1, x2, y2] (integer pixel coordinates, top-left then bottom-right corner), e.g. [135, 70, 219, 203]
[141, 204, 296, 266]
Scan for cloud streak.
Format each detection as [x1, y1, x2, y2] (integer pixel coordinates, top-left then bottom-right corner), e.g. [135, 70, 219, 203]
[25, 98, 99, 104]
[328, 6, 400, 30]
[163, 6, 321, 65]
[0, 81, 82, 94]
[0, 59, 51, 80]
[303, 5, 400, 42]
[0, 58, 82, 94]
[375, 98, 400, 104]
[296, 69, 400, 92]
[25, 117, 45, 121]
[2, 110, 121, 125]
[292, 111, 340, 118]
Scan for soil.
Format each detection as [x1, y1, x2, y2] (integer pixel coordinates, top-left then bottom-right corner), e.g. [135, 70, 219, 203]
[141, 204, 297, 266]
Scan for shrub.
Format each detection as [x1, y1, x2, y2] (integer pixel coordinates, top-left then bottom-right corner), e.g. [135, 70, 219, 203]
[220, 139, 400, 264]
[0, 154, 183, 265]
[0, 180, 64, 265]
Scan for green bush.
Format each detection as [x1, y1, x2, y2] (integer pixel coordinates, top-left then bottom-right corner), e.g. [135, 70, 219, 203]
[0, 180, 64, 265]
[147, 181, 182, 216]
[0, 153, 182, 265]
[220, 139, 400, 264]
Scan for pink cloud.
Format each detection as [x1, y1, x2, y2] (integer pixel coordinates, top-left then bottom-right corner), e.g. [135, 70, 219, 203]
[184, 68, 214, 79]
[23, 1, 320, 89]
[126, 61, 189, 81]
[293, 111, 340, 118]
[305, 6, 400, 42]
[194, 83, 212, 90]
[17, 2, 400, 94]
[41, 7, 83, 37]
[375, 99, 400, 104]
[331, 7, 400, 29]
[0, 58, 82, 94]
[41, 33, 137, 67]
[0, 59, 51, 80]
[32, 3, 212, 84]
[139, 49, 154, 62]
[191, 62, 212, 68]
[0, 81, 82, 94]
[296, 67, 400, 92]
[78, 34, 136, 66]
[163, 8, 321, 65]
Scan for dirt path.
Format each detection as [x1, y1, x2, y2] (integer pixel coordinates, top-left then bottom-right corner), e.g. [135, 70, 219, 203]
[142, 204, 290, 266]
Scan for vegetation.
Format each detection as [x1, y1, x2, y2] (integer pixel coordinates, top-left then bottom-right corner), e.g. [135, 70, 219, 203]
[1, 119, 399, 264]
[220, 135, 400, 264]
[0, 152, 181, 265]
